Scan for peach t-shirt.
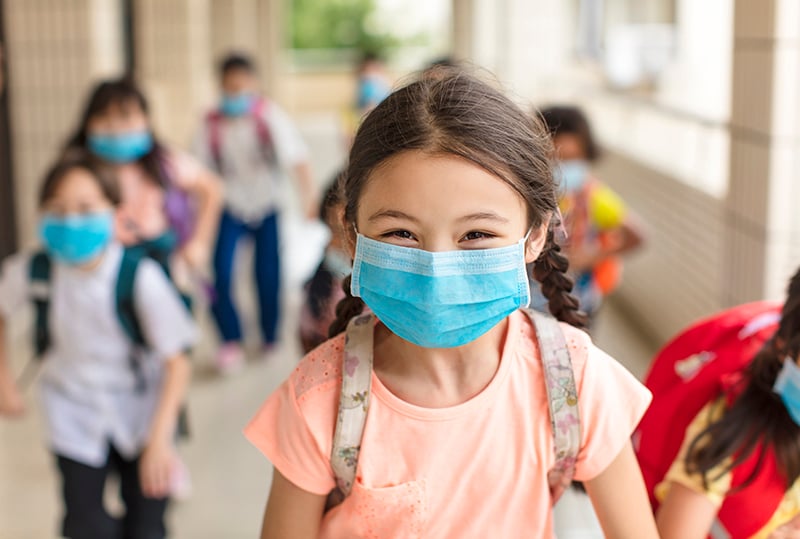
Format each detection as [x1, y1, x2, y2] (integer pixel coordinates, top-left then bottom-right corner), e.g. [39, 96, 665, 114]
[245, 311, 652, 538]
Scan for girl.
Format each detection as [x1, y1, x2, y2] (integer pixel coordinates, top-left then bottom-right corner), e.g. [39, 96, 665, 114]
[0, 153, 196, 538]
[66, 77, 222, 282]
[657, 267, 800, 539]
[245, 72, 657, 537]
[535, 105, 644, 324]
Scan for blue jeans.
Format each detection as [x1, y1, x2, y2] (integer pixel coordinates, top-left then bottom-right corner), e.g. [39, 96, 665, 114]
[212, 210, 281, 345]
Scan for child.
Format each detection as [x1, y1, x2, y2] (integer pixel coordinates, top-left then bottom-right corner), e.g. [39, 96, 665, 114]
[656, 267, 800, 539]
[244, 72, 657, 538]
[299, 175, 350, 353]
[534, 105, 644, 324]
[66, 77, 222, 290]
[0, 153, 195, 538]
[192, 53, 318, 372]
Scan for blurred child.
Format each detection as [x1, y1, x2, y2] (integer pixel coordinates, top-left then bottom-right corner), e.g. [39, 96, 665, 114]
[534, 105, 644, 324]
[245, 73, 656, 538]
[0, 153, 195, 538]
[193, 52, 318, 373]
[299, 175, 349, 353]
[355, 52, 390, 116]
[66, 77, 222, 292]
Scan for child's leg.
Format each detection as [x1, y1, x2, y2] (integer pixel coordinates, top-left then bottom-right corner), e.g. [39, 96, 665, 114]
[112, 447, 169, 539]
[211, 210, 248, 343]
[252, 212, 281, 346]
[55, 453, 120, 538]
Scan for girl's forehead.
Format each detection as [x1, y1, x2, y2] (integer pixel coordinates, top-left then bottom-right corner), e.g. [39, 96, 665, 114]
[92, 98, 144, 119]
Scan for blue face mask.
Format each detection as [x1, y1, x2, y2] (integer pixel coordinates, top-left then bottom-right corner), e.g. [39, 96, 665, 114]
[220, 93, 255, 117]
[350, 233, 531, 348]
[88, 131, 153, 163]
[557, 160, 590, 192]
[39, 212, 114, 265]
[774, 358, 800, 426]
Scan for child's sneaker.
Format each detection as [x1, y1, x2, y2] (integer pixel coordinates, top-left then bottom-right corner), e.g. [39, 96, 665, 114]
[216, 343, 245, 374]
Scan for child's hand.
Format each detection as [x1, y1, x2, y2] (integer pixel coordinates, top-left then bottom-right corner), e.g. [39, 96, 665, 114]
[139, 438, 176, 499]
[0, 376, 25, 418]
[769, 515, 800, 539]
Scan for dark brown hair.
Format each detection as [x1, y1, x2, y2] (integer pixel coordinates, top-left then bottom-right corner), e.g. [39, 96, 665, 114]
[65, 77, 167, 189]
[329, 72, 586, 337]
[538, 105, 600, 162]
[686, 267, 800, 490]
[39, 150, 121, 208]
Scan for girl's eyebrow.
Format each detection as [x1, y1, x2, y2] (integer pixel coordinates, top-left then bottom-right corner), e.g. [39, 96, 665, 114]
[457, 211, 509, 224]
[368, 209, 420, 223]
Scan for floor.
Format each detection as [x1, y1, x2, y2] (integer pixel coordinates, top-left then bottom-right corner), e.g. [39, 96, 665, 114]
[0, 114, 659, 538]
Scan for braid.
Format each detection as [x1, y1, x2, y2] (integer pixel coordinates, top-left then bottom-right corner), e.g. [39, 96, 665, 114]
[328, 274, 366, 338]
[532, 228, 588, 329]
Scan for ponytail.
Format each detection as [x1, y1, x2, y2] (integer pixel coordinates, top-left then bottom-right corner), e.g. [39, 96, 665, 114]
[532, 227, 588, 329]
[328, 274, 366, 338]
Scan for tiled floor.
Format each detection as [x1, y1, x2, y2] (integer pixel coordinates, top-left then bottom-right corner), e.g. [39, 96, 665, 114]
[0, 115, 659, 538]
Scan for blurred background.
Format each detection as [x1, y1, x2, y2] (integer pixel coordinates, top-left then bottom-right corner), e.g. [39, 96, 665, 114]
[0, 0, 799, 537]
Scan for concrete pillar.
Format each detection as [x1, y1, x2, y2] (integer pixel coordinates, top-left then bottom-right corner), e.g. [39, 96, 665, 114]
[134, 0, 214, 147]
[255, 0, 284, 100]
[724, 0, 800, 304]
[4, 0, 125, 247]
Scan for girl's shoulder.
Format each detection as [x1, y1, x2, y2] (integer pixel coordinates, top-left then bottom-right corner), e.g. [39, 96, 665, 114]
[514, 310, 594, 372]
[290, 332, 347, 403]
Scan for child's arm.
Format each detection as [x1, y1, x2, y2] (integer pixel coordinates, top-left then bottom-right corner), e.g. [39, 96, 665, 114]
[139, 352, 191, 498]
[655, 481, 717, 539]
[293, 161, 319, 221]
[180, 166, 223, 270]
[584, 441, 659, 538]
[0, 317, 24, 417]
[259, 469, 327, 539]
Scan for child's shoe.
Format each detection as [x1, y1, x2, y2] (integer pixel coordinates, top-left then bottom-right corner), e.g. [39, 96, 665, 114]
[215, 343, 245, 375]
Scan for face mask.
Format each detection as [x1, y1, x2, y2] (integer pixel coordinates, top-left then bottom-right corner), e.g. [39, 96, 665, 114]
[350, 233, 531, 348]
[220, 93, 255, 117]
[88, 131, 153, 163]
[39, 212, 114, 265]
[557, 160, 590, 192]
[324, 247, 352, 279]
[774, 357, 800, 426]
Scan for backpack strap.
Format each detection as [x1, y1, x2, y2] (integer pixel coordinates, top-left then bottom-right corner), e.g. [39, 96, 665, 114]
[206, 110, 224, 172]
[251, 98, 277, 166]
[115, 247, 148, 392]
[522, 308, 581, 502]
[29, 251, 52, 358]
[329, 313, 374, 505]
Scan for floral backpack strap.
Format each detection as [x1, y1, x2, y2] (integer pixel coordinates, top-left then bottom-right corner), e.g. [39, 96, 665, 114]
[328, 313, 375, 507]
[522, 308, 581, 503]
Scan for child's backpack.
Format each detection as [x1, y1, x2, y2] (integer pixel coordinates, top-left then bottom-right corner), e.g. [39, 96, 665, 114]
[325, 308, 581, 509]
[29, 247, 150, 391]
[634, 301, 783, 534]
[205, 97, 276, 173]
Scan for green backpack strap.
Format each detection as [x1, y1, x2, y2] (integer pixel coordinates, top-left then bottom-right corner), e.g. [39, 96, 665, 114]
[115, 247, 148, 392]
[29, 251, 52, 358]
[522, 308, 581, 503]
[327, 313, 375, 509]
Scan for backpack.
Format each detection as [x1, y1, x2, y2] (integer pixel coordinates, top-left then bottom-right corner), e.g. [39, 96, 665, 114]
[205, 97, 276, 174]
[29, 247, 148, 391]
[325, 308, 581, 509]
[634, 301, 784, 536]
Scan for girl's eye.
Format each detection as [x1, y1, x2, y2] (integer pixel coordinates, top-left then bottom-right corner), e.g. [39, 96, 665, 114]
[462, 231, 495, 242]
[384, 230, 415, 241]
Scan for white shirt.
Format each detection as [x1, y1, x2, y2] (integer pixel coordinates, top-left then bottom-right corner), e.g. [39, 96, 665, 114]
[0, 244, 197, 466]
[192, 99, 310, 223]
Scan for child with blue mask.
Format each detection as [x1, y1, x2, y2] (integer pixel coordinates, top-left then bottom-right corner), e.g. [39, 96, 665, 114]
[0, 153, 196, 539]
[66, 77, 222, 291]
[531, 105, 645, 326]
[192, 52, 318, 373]
[244, 72, 657, 539]
[655, 266, 800, 538]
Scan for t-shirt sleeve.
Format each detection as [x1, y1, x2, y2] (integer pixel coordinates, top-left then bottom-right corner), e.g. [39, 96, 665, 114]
[263, 102, 310, 168]
[190, 119, 216, 171]
[568, 327, 653, 481]
[244, 373, 337, 496]
[655, 400, 731, 507]
[133, 259, 197, 360]
[0, 253, 32, 319]
[164, 148, 207, 191]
